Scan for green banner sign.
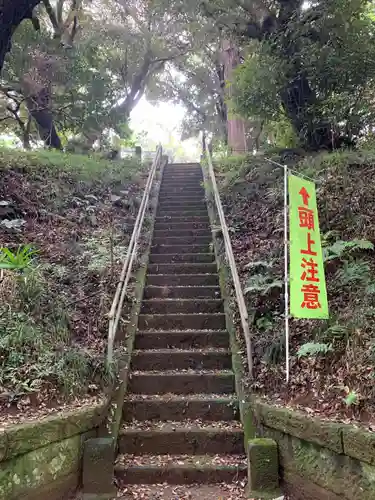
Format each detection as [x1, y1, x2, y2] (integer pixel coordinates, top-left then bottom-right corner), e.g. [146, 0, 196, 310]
[289, 174, 329, 319]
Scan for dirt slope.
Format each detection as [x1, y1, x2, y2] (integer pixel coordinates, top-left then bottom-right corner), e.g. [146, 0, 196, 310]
[0, 149, 149, 423]
[216, 149, 375, 427]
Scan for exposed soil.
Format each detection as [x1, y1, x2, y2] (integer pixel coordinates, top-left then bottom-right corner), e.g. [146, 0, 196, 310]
[215, 150, 375, 428]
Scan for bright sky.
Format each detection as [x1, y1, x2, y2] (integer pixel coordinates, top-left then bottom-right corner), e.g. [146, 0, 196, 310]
[130, 98, 200, 161]
[130, 98, 185, 143]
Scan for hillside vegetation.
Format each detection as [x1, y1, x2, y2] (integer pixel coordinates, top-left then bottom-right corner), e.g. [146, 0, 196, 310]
[0, 149, 147, 423]
[216, 149, 375, 426]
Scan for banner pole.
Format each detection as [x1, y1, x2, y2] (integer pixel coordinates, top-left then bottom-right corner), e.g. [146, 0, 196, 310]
[284, 163, 290, 384]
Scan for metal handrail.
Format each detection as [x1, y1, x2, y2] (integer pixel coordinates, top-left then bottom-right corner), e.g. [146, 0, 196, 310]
[107, 145, 163, 364]
[205, 149, 254, 377]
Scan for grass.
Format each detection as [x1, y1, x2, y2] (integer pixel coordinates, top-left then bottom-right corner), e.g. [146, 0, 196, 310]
[0, 148, 142, 184]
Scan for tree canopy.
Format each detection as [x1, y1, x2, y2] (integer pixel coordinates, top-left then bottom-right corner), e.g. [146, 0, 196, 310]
[2, 0, 375, 151]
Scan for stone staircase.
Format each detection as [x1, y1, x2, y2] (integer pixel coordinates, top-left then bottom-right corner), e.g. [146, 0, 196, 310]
[114, 163, 247, 497]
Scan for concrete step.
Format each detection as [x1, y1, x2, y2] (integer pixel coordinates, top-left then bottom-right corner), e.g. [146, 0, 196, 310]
[160, 180, 202, 185]
[158, 201, 207, 209]
[140, 299, 223, 315]
[151, 244, 211, 254]
[115, 454, 247, 484]
[163, 170, 201, 174]
[154, 222, 210, 231]
[146, 274, 219, 286]
[155, 216, 209, 224]
[138, 313, 226, 331]
[163, 173, 202, 178]
[118, 423, 244, 455]
[160, 178, 203, 183]
[157, 205, 207, 212]
[123, 395, 239, 421]
[143, 286, 220, 299]
[156, 210, 208, 217]
[159, 188, 204, 195]
[131, 349, 231, 371]
[153, 229, 210, 238]
[147, 263, 217, 275]
[128, 371, 235, 395]
[134, 331, 229, 349]
[152, 235, 211, 245]
[159, 185, 205, 190]
[148, 254, 214, 264]
[158, 192, 205, 198]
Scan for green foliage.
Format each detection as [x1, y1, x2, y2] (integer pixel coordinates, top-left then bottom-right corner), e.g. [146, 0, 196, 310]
[0, 245, 38, 270]
[244, 274, 283, 296]
[0, 305, 111, 397]
[323, 324, 351, 342]
[297, 342, 333, 358]
[323, 239, 374, 262]
[244, 260, 274, 271]
[228, 0, 375, 146]
[265, 335, 285, 365]
[335, 260, 371, 287]
[344, 391, 358, 407]
[231, 42, 287, 124]
[0, 148, 140, 184]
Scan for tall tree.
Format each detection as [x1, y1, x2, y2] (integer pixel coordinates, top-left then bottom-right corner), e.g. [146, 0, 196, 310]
[185, 0, 375, 150]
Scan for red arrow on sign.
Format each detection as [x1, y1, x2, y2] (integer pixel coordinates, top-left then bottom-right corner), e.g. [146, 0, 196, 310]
[299, 187, 310, 206]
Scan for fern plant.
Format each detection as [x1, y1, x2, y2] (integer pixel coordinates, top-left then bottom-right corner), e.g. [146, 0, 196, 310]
[244, 260, 274, 271]
[335, 260, 370, 286]
[323, 324, 350, 341]
[297, 342, 333, 358]
[323, 239, 373, 262]
[244, 274, 283, 296]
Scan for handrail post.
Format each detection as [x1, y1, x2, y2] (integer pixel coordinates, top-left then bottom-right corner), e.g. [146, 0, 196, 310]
[205, 147, 254, 378]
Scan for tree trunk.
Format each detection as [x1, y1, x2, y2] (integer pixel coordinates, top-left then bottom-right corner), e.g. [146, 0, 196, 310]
[22, 116, 31, 149]
[280, 71, 332, 150]
[0, 0, 42, 72]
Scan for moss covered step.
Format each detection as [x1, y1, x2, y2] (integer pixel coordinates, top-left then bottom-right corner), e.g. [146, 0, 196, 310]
[150, 244, 211, 254]
[146, 274, 219, 287]
[138, 313, 226, 331]
[143, 286, 220, 299]
[148, 254, 214, 264]
[140, 299, 223, 315]
[118, 424, 244, 455]
[115, 454, 247, 484]
[123, 395, 239, 422]
[131, 349, 232, 371]
[128, 371, 235, 395]
[133, 330, 230, 350]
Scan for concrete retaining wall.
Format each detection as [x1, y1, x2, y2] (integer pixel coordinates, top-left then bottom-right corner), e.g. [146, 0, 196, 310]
[0, 404, 106, 500]
[251, 399, 375, 500]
